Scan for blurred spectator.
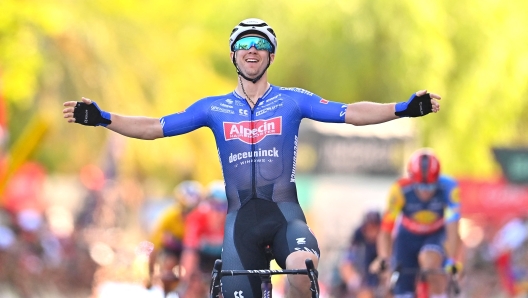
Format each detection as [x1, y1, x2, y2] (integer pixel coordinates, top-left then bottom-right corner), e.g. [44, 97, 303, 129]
[5, 209, 63, 297]
[335, 210, 383, 298]
[1, 200, 95, 297]
[490, 216, 528, 296]
[0, 208, 16, 286]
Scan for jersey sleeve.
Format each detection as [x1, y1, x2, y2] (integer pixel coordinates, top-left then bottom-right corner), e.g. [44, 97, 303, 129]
[443, 178, 461, 223]
[287, 88, 347, 123]
[160, 98, 210, 137]
[381, 183, 405, 233]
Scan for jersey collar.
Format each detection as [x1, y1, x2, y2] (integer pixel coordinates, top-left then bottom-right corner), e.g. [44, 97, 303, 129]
[231, 85, 274, 105]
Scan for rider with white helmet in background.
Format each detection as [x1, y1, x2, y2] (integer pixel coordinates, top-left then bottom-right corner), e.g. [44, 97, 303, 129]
[177, 180, 227, 298]
[174, 180, 204, 214]
[146, 180, 203, 297]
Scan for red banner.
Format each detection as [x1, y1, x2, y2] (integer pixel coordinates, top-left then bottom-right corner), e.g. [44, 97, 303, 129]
[459, 178, 528, 226]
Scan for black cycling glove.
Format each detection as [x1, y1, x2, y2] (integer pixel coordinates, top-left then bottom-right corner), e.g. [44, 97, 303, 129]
[73, 101, 112, 127]
[395, 93, 433, 117]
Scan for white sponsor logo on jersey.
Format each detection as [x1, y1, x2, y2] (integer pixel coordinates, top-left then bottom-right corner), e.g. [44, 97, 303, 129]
[223, 117, 282, 144]
[211, 105, 235, 114]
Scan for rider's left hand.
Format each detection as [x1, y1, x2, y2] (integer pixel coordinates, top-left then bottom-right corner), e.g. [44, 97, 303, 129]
[395, 90, 441, 117]
[369, 257, 388, 274]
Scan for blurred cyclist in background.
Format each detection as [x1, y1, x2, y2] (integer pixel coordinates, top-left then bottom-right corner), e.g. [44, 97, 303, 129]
[337, 210, 383, 298]
[177, 180, 227, 298]
[146, 180, 203, 297]
[370, 148, 462, 298]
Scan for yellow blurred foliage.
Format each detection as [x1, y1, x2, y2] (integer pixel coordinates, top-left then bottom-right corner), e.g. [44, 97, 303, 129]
[1, 0, 528, 189]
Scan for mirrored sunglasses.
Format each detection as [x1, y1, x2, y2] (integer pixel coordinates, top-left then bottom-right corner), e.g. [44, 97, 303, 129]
[233, 36, 273, 52]
[415, 183, 437, 192]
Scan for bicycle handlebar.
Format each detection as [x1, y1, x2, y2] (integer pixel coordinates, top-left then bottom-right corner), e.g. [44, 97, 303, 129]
[219, 268, 312, 276]
[210, 259, 319, 298]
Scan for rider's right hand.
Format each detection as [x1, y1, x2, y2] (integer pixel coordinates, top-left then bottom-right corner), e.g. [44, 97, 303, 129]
[63, 97, 111, 126]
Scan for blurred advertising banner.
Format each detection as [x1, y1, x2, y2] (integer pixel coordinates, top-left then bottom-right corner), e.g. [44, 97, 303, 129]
[493, 147, 528, 185]
[297, 119, 415, 176]
[459, 178, 528, 226]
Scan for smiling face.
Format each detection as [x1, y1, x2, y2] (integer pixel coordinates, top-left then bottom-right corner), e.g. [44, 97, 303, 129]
[230, 34, 275, 80]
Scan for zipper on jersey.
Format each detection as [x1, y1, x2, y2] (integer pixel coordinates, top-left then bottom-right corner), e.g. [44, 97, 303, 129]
[250, 100, 258, 199]
[243, 86, 271, 199]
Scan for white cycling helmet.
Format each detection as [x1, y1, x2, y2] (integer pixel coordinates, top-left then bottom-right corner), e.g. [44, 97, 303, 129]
[206, 180, 227, 203]
[229, 18, 277, 53]
[174, 180, 203, 211]
[206, 180, 228, 211]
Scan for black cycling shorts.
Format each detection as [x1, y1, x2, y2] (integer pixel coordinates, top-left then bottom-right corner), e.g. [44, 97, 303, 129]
[220, 198, 320, 298]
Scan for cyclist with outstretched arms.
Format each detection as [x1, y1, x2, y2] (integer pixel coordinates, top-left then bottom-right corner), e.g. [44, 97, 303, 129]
[370, 149, 462, 298]
[63, 18, 441, 298]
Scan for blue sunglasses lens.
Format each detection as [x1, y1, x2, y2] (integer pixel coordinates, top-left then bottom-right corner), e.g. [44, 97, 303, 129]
[416, 183, 436, 192]
[233, 37, 273, 52]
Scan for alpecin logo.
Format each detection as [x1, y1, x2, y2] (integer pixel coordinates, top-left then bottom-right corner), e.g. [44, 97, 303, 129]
[223, 117, 282, 144]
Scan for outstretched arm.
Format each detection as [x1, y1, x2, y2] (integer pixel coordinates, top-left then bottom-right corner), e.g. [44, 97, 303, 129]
[63, 97, 164, 140]
[345, 90, 441, 126]
[105, 113, 163, 140]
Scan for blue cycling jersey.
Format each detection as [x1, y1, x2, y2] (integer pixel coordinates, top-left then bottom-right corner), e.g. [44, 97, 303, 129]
[160, 85, 347, 211]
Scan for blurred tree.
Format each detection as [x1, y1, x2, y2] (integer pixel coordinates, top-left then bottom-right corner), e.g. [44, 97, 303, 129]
[1, 0, 527, 190]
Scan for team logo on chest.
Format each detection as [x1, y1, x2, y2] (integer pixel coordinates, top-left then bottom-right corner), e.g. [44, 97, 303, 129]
[223, 117, 282, 144]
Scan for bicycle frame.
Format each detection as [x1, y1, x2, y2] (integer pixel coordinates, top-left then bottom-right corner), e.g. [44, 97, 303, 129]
[210, 258, 319, 298]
